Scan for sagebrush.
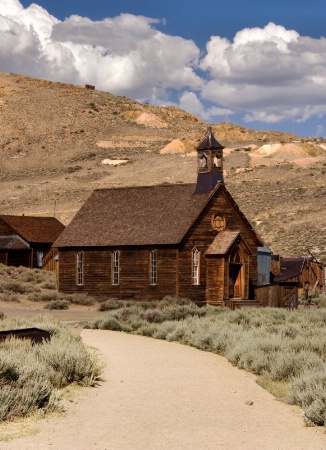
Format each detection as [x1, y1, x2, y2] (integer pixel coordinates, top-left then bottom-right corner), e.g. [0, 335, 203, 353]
[0, 317, 104, 421]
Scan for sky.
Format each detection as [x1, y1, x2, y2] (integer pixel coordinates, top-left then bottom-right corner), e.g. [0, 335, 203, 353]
[1, 1, 326, 137]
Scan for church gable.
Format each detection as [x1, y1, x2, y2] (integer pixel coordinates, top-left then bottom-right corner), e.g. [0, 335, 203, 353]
[180, 184, 262, 251]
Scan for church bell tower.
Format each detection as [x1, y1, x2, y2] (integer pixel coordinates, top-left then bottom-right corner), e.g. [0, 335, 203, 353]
[195, 126, 224, 194]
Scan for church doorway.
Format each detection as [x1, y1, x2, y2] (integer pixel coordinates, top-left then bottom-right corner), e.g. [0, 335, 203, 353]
[229, 248, 243, 299]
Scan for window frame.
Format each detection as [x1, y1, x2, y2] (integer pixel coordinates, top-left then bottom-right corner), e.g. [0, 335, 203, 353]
[150, 249, 157, 285]
[112, 250, 120, 285]
[76, 251, 84, 286]
[37, 251, 43, 268]
[192, 247, 201, 285]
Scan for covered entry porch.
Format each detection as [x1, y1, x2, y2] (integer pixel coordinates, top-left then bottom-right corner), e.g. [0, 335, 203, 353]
[205, 230, 253, 307]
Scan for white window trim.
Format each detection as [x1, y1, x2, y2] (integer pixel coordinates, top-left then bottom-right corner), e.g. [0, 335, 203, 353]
[37, 251, 43, 268]
[112, 250, 119, 285]
[192, 247, 201, 285]
[76, 251, 84, 286]
[150, 249, 157, 285]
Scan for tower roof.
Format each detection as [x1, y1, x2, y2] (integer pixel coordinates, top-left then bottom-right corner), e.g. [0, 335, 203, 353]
[197, 126, 224, 150]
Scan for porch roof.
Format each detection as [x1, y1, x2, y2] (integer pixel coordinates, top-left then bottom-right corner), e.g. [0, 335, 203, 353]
[205, 230, 240, 255]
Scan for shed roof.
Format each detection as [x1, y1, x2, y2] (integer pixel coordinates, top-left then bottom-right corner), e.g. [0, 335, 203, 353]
[54, 184, 219, 247]
[0, 215, 65, 244]
[274, 257, 305, 282]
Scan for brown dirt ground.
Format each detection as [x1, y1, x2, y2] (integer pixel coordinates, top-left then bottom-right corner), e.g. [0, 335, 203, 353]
[1, 330, 325, 450]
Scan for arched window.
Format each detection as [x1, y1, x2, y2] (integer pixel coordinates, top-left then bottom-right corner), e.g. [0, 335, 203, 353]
[150, 249, 157, 285]
[200, 154, 208, 168]
[230, 248, 242, 264]
[76, 251, 83, 286]
[192, 247, 200, 285]
[213, 155, 221, 167]
[112, 250, 119, 285]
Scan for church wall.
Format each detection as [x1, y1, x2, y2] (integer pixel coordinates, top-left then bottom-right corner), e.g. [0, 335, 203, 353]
[177, 187, 259, 304]
[58, 247, 178, 300]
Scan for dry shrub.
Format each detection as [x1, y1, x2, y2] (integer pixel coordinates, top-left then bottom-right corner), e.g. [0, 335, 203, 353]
[0, 292, 21, 302]
[40, 280, 57, 290]
[99, 299, 126, 311]
[69, 293, 95, 306]
[289, 366, 326, 426]
[2, 280, 34, 294]
[44, 300, 70, 310]
[0, 317, 103, 421]
[28, 291, 59, 302]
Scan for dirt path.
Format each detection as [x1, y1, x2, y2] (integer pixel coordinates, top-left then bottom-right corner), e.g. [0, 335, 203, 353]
[1, 330, 326, 450]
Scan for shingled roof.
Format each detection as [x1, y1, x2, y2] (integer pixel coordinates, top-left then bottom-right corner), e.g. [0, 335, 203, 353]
[0, 215, 65, 244]
[0, 236, 30, 250]
[274, 257, 305, 282]
[54, 184, 218, 247]
[205, 231, 241, 255]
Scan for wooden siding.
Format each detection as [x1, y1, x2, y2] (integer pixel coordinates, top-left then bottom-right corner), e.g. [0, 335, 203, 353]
[42, 247, 59, 272]
[58, 247, 178, 300]
[7, 251, 31, 267]
[30, 244, 52, 269]
[299, 261, 324, 293]
[206, 257, 224, 305]
[255, 284, 298, 308]
[178, 188, 258, 304]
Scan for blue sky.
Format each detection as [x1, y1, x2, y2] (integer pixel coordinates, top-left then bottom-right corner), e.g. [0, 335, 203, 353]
[2, 0, 326, 137]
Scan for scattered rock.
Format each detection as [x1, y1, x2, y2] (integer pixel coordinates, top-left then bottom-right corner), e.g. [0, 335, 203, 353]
[101, 159, 128, 166]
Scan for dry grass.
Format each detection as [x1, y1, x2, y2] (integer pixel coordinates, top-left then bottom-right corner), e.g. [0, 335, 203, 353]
[0, 316, 104, 422]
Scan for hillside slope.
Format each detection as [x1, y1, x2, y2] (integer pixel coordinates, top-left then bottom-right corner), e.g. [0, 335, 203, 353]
[0, 72, 325, 262]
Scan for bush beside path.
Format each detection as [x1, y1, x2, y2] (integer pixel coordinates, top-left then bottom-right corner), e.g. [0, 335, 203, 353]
[1, 330, 326, 450]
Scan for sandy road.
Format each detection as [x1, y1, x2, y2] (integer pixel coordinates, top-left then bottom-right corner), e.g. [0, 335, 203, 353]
[1, 330, 325, 450]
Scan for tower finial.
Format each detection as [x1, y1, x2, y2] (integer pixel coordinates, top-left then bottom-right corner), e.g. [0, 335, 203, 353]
[195, 126, 225, 194]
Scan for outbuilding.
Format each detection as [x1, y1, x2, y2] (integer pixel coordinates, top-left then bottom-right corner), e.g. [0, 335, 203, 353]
[0, 215, 65, 268]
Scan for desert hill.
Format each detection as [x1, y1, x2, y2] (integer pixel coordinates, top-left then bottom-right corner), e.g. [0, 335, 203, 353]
[0, 72, 325, 262]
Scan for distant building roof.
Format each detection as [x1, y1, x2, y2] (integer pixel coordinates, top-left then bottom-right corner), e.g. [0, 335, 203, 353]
[0, 235, 30, 250]
[274, 257, 305, 282]
[0, 215, 65, 244]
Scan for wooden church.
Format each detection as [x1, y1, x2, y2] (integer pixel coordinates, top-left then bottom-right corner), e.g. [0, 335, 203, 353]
[54, 128, 267, 307]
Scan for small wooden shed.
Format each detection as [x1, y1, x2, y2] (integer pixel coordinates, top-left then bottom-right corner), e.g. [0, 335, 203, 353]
[0, 215, 65, 268]
[272, 255, 324, 296]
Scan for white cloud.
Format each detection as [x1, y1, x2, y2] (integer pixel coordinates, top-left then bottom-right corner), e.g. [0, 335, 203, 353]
[179, 91, 233, 121]
[200, 23, 326, 123]
[0, 1, 201, 100]
[1, 3, 326, 126]
[316, 125, 325, 137]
